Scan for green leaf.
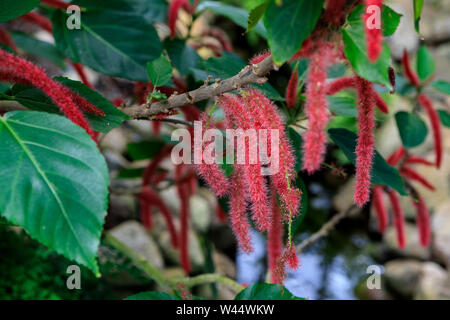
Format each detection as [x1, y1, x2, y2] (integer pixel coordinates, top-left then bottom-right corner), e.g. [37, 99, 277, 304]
[413, 0, 424, 32]
[10, 32, 66, 70]
[200, 53, 283, 101]
[263, 0, 324, 65]
[0, 111, 109, 274]
[382, 5, 403, 37]
[438, 109, 450, 128]
[235, 283, 305, 300]
[417, 45, 435, 82]
[196, 1, 266, 38]
[328, 95, 358, 117]
[125, 291, 179, 300]
[127, 140, 166, 161]
[328, 128, 407, 195]
[117, 167, 145, 179]
[52, 9, 162, 81]
[164, 39, 201, 76]
[55, 77, 130, 133]
[247, 1, 268, 34]
[395, 111, 428, 148]
[432, 80, 450, 95]
[0, 0, 39, 22]
[147, 54, 173, 88]
[73, 0, 169, 23]
[342, 5, 393, 90]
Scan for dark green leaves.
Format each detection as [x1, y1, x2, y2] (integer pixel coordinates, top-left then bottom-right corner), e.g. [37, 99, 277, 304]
[247, 1, 268, 34]
[0, 0, 39, 22]
[382, 6, 403, 37]
[52, 9, 162, 81]
[342, 5, 397, 90]
[395, 111, 428, 148]
[438, 110, 450, 128]
[147, 55, 173, 88]
[432, 81, 450, 95]
[197, 1, 266, 37]
[164, 39, 201, 75]
[329, 128, 407, 195]
[235, 283, 304, 300]
[416, 45, 435, 82]
[0, 111, 109, 275]
[413, 0, 424, 32]
[263, 0, 324, 65]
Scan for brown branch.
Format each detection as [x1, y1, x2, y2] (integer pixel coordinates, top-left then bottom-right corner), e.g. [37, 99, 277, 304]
[297, 204, 360, 253]
[123, 54, 276, 120]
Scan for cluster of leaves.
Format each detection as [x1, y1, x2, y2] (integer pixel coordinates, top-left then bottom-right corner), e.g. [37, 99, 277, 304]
[0, 0, 448, 301]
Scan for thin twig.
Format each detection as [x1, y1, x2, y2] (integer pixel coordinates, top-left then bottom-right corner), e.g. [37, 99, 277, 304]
[123, 54, 276, 119]
[297, 204, 359, 253]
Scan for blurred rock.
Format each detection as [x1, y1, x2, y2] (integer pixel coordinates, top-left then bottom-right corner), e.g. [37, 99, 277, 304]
[432, 201, 450, 267]
[383, 223, 431, 259]
[109, 221, 164, 270]
[414, 262, 449, 300]
[190, 194, 211, 232]
[384, 259, 422, 297]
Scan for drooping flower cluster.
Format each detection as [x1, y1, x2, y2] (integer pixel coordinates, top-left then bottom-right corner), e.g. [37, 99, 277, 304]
[0, 48, 104, 139]
[191, 89, 301, 281]
[371, 147, 432, 248]
[364, 0, 383, 62]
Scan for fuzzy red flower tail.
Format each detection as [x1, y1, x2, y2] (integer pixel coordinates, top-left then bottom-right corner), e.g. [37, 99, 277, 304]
[326, 77, 355, 96]
[354, 77, 376, 207]
[325, 0, 347, 26]
[302, 43, 334, 174]
[193, 113, 231, 198]
[364, 0, 383, 62]
[400, 166, 435, 191]
[0, 27, 17, 51]
[249, 51, 271, 65]
[268, 189, 283, 284]
[229, 166, 253, 253]
[285, 69, 299, 109]
[387, 147, 406, 166]
[176, 164, 192, 273]
[220, 95, 271, 231]
[418, 94, 443, 168]
[372, 186, 388, 233]
[412, 193, 431, 247]
[405, 156, 434, 166]
[20, 12, 53, 33]
[387, 190, 406, 249]
[401, 49, 420, 87]
[139, 186, 179, 248]
[0, 49, 95, 139]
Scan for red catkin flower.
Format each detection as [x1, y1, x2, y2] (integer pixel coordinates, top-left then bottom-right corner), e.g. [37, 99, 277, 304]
[59, 85, 105, 116]
[405, 156, 434, 166]
[0, 49, 95, 139]
[400, 166, 436, 191]
[285, 69, 299, 109]
[418, 94, 443, 168]
[302, 42, 334, 174]
[364, 0, 383, 62]
[140, 198, 153, 230]
[241, 89, 300, 218]
[0, 27, 17, 51]
[139, 186, 179, 248]
[387, 147, 405, 166]
[326, 77, 355, 96]
[249, 51, 271, 65]
[193, 113, 231, 198]
[175, 164, 192, 273]
[229, 166, 253, 253]
[168, 0, 191, 38]
[142, 145, 174, 186]
[372, 186, 388, 233]
[284, 245, 299, 270]
[220, 95, 271, 230]
[41, 0, 71, 9]
[268, 188, 283, 284]
[412, 193, 431, 247]
[354, 76, 376, 207]
[216, 202, 227, 223]
[386, 189, 406, 249]
[401, 49, 420, 87]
